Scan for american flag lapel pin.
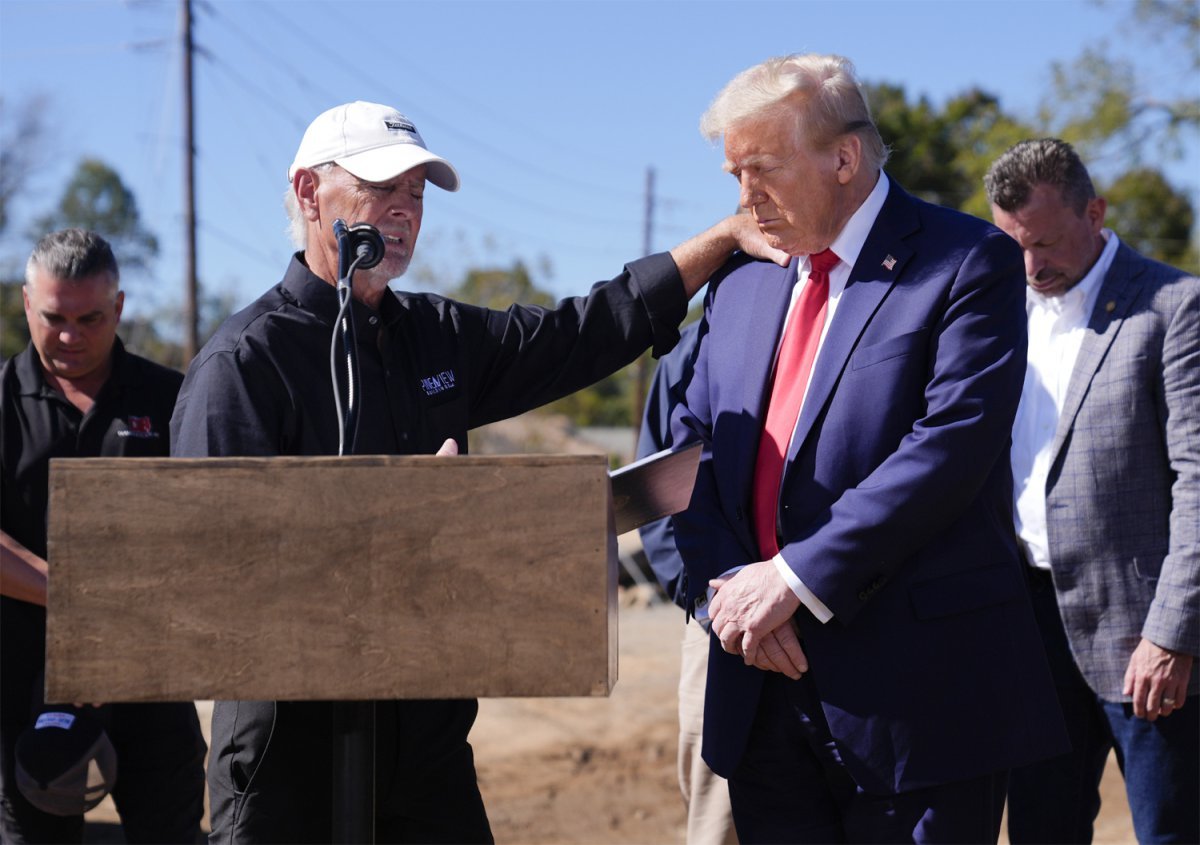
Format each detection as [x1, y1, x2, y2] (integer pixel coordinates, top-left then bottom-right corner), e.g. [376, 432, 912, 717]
[882, 255, 897, 271]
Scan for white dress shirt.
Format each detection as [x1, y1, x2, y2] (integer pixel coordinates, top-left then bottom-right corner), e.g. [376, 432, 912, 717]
[1011, 230, 1120, 570]
[766, 173, 891, 623]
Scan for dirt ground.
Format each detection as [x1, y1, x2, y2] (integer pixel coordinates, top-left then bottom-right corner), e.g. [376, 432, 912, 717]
[84, 598, 1136, 844]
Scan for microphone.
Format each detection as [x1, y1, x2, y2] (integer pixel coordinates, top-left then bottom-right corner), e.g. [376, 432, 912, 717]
[333, 219, 386, 278]
[347, 223, 384, 270]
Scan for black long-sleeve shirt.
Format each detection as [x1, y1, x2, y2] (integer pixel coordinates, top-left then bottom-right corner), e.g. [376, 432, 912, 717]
[171, 252, 684, 459]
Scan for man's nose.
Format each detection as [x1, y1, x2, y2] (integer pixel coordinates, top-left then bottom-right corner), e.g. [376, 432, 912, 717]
[58, 323, 82, 344]
[389, 194, 419, 218]
[1025, 251, 1044, 280]
[738, 175, 761, 210]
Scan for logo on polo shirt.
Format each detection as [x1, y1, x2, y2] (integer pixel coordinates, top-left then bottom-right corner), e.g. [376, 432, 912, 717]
[419, 370, 456, 396]
[118, 416, 161, 439]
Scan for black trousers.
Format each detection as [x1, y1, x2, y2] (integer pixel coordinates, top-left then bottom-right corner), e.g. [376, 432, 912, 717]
[728, 672, 1007, 844]
[207, 698, 493, 844]
[0, 597, 206, 844]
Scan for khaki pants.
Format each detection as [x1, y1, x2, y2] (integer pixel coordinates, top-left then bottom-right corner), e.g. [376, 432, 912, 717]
[678, 620, 739, 845]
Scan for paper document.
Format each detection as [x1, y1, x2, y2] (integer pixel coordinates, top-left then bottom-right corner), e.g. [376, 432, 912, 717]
[608, 441, 702, 535]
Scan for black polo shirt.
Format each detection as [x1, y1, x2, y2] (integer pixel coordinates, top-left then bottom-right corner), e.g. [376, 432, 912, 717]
[171, 251, 685, 459]
[1, 338, 182, 561]
[168, 251, 686, 838]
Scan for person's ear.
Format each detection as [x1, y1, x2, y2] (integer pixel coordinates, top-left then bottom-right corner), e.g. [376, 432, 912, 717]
[1085, 195, 1107, 234]
[294, 168, 321, 222]
[833, 133, 862, 186]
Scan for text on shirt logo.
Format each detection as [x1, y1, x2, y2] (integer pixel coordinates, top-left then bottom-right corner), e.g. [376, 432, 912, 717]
[419, 370, 456, 396]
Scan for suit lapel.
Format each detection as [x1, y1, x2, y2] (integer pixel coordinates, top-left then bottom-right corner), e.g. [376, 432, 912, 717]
[785, 187, 918, 466]
[729, 257, 800, 500]
[1050, 243, 1145, 466]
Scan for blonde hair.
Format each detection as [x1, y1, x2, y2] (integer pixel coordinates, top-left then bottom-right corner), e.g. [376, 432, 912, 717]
[700, 53, 888, 171]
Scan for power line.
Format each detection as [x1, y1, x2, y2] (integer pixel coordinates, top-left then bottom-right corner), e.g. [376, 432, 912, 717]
[197, 12, 661, 237]
[440, 204, 633, 262]
[211, 0, 708, 210]
[200, 53, 309, 132]
[201, 2, 344, 108]
[245, 0, 645, 173]
[197, 218, 283, 272]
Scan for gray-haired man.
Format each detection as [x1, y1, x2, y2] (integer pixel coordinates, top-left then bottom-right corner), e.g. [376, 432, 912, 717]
[2, 229, 206, 843]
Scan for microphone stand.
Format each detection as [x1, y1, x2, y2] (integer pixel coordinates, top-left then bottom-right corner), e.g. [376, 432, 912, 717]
[329, 218, 384, 845]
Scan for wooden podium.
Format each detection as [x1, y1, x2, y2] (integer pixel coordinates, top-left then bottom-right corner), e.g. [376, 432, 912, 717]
[44, 454, 619, 704]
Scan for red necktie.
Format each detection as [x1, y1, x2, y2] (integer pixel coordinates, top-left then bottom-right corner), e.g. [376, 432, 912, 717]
[752, 248, 839, 559]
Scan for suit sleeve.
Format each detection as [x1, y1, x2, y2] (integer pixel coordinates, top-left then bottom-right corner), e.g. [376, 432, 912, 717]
[780, 231, 1027, 624]
[637, 323, 702, 607]
[1143, 279, 1200, 656]
[669, 292, 757, 616]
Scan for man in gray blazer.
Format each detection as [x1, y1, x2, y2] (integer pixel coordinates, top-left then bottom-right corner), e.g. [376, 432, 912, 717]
[986, 138, 1198, 844]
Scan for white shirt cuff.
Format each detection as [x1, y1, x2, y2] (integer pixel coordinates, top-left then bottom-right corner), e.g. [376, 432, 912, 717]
[772, 554, 834, 623]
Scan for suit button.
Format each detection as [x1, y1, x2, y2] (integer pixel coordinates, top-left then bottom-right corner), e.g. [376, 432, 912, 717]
[858, 590, 869, 601]
[735, 506, 744, 521]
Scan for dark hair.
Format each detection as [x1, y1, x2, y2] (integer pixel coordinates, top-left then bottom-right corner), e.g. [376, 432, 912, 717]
[25, 229, 119, 288]
[984, 138, 1096, 215]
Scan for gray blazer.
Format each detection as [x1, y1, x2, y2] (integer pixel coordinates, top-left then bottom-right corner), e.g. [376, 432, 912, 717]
[1045, 240, 1199, 701]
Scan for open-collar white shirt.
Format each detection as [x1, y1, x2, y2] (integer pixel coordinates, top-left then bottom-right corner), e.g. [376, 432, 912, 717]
[1012, 229, 1119, 570]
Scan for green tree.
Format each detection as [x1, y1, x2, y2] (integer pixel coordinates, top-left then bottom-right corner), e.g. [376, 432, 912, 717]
[943, 90, 1039, 219]
[546, 367, 635, 427]
[32, 158, 158, 271]
[1, 280, 28, 359]
[866, 83, 972, 209]
[0, 95, 49, 236]
[448, 260, 639, 426]
[450, 261, 553, 310]
[1104, 167, 1198, 272]
[1039, 0, 1199, 166]
[864, 83, 1038, 215]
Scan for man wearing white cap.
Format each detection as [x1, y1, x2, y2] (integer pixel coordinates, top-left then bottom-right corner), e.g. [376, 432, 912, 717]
[170, 100, 784, 843]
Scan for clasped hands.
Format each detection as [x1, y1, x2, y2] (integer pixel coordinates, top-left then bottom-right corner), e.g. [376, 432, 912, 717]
[709, 560, 809, 679]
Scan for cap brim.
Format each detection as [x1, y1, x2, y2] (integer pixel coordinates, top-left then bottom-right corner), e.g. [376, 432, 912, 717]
[16, 729, 117, 816]
[334, 146, 460, 192]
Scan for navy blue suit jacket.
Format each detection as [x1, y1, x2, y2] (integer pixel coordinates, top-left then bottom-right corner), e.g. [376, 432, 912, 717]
[671, 181, 1068, 793]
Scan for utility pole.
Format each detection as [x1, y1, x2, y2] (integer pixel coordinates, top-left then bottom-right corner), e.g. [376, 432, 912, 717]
[632, 166, 655, 454]
[182, 0, 199, 362]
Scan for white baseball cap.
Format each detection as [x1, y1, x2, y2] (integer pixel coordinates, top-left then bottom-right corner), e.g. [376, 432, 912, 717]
[288, 101, 460, 191]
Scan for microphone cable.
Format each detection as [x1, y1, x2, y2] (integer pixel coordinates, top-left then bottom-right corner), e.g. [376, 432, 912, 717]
[330, 253, 367, 457]
[329, 219, 385, 457]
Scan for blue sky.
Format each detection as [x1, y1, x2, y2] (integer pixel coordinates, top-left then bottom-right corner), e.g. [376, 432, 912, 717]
[1, 0, 1196, 324]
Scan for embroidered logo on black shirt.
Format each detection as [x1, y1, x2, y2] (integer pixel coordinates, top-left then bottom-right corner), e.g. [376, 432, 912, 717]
[419, 370, 456, 396]
[118, 416, 161, 439]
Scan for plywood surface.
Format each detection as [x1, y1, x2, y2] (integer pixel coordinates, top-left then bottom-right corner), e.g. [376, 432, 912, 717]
[46, 455, 617, 703]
